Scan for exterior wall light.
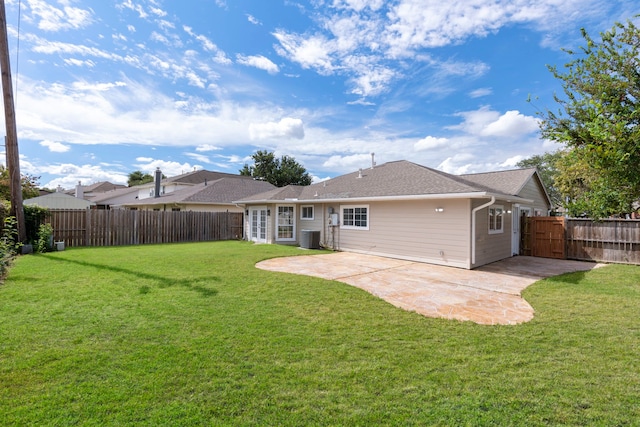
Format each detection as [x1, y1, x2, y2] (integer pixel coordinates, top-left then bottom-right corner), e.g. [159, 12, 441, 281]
[435, 207, 444, 212]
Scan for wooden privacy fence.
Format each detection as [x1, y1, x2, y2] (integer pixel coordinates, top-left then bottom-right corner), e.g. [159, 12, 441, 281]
[48, 209, 244, 248]
[524, 217, 640, 265]
[566, 219, 640, 265]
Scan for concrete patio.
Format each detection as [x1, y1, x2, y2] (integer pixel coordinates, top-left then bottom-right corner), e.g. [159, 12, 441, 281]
[256, 253, 604, 325]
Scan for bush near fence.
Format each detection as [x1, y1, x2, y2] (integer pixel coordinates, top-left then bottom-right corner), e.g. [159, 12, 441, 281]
[48, 209, 244, 247]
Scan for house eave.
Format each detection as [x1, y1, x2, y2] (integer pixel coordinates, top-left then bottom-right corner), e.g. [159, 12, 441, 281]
[236, 192, 533, 205]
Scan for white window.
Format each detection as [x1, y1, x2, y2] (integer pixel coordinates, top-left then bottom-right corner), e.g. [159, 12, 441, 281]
[341, 205, 369, 230]
[301, 205, 314, 220]
[276, 205, 295, 241]
[488, 206, 504, 234]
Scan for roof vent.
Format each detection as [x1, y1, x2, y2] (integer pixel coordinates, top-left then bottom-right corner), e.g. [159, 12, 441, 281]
[371, 152, 376, 169]
[357, 168, 362, 179]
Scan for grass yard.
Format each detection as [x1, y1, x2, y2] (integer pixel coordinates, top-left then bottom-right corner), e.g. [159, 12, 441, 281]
[1, 241, 639, 425]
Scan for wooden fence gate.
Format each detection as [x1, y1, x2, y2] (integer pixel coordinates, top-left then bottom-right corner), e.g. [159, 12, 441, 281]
[522, 216, 566, 259]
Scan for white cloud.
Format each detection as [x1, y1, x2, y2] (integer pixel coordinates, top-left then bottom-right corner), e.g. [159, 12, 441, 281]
[273, 31, 336, 74]
[72, 81, 127, 91]
[247, 14, 261, 25]
[185, 153, 212, 164]
[236, 54, 280, 74]
[322, 153, 372, 169]
[249, 118, 305, 140]
[271, 0, 599, 98]
[183, 26, 231, 65]
[414, 136, 449, 151]
[450, 106, 539, 138]
[196, 144, 221, 152]
[11, 77, 308, 151]
[27, 0, 93, 32]
[500, 155, 525, 168]
[481, 110, 540, 138]
[40, 140, 70, 153]
[437, 156, 474, 175]
[40, 163, 129, 189]
[133, 159, 202, 177]
[63, 58, 96, 67]
[117, 0, 148, 19]
[469, 87, 492, 98]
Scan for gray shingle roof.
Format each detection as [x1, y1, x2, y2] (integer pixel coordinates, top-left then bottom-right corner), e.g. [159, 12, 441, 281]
[237, 160, 534, 203]
[461, 168, 538, 196]
[124, 177, 275, 206]
[164, 169, 255, 185]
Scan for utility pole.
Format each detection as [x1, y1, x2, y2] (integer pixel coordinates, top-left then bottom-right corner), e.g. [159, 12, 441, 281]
[0, 0, 25, 243]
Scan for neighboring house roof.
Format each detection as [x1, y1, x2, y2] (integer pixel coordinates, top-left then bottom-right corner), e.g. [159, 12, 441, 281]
[24, 192, 95, 209]
[236, 160, 537, 204]
[164, 169, 254, 185]
[65, 181, 126, 197]
[122, 177, 276, 207]
[90, 186, 140, 206]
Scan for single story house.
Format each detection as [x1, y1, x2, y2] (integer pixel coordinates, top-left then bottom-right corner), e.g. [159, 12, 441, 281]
[24, 191, 95, 210]
[120, 176, 275, 212]
[235, 160, 551, 269]
[133, 169, 258, 200]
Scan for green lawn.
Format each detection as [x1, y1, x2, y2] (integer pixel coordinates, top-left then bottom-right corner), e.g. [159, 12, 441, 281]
[1, 241, 639, 426]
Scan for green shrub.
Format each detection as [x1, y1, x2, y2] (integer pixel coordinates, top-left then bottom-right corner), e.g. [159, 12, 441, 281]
[35, 223, 54, 253]
[24, 205, 50, 244]
[0, 216, 19, 279]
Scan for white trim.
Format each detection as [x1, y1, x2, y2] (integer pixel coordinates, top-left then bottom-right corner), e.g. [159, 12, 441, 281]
[488, 205, 505, 234]
[249, 206, 268, 243]
[340, 204, 369, 230]
[276, 204, 296, 242]
[300, 205, 314, 220]
[235, 192, 533, 205]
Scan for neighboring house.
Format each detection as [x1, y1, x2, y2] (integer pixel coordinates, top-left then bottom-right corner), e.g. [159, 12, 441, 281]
[90, 186, 141, 209]
[24, 191, 95, 210]
[120, 176, 275, 212]
[235, 160, 551, 269]
[66, 181, 127, 201]
[134, 169, 255, 200]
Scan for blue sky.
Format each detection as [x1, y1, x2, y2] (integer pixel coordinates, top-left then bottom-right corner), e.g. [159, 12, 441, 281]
[2, 0, 638, 189]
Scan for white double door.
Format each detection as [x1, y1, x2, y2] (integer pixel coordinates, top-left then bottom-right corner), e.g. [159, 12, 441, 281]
[249, 207, 268, 243]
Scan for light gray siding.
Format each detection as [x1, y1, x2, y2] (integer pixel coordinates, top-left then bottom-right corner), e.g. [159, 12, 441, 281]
[517, 178, 551, 215]
[334, 199, 472, 269]
[472, 199, 513, 268]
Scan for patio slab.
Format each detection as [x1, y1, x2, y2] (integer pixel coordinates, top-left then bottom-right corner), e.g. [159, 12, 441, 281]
[256, 253, 604, 325]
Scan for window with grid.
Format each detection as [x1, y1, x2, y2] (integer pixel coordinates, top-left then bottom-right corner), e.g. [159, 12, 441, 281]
[488, 206, 504, 234]
[341, 205, 369, 230]
[301, 205, 314, 220]
[277, 205, 295, 240]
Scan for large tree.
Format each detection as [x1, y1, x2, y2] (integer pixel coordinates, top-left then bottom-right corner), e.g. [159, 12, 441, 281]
[240, 150, 312, 187]
[538, 19, 640, 218]
[127, 170, 154, 187]
[0, 165, 39, 201]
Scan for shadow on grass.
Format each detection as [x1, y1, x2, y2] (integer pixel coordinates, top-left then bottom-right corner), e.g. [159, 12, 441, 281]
[544, 270, 589, 285]
[41, 254, 219, 298]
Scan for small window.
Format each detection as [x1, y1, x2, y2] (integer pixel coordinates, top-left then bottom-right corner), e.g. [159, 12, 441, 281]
[341, 205, 369, 230]
[301, 205, 314, 220]
[488, 206, 504, 234]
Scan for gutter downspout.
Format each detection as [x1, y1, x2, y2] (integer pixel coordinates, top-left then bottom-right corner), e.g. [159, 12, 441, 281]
[471, 196, 495, 268]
